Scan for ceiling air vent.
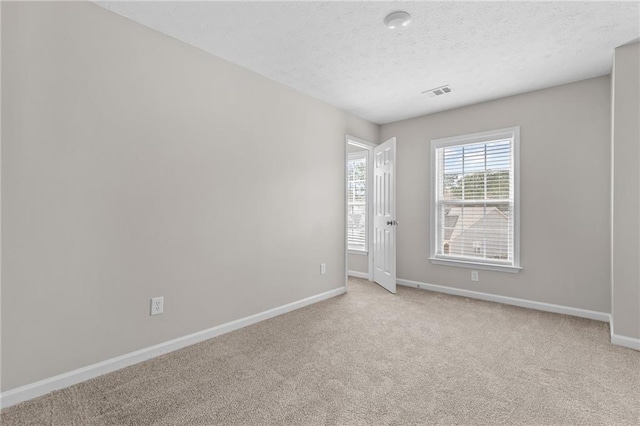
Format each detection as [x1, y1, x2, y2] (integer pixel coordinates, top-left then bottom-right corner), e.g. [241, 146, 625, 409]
[422, 85, 453, 97]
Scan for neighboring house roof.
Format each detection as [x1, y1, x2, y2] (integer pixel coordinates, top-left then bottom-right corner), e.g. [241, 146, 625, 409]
[444, 206, 508, 242]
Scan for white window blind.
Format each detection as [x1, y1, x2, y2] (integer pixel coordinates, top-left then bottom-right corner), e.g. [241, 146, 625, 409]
[348, 152, 367, 252]
[431, 127, 520, 271]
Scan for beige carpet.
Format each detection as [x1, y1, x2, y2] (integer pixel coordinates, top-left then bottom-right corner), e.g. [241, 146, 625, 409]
[2, 277, 639, 425]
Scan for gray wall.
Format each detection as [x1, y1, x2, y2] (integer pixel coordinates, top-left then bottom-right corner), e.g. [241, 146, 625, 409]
[611, 42, 640, 339]
[346, 116, 378, 149]
[347, 253, 368, 275]
[1, 1, 377, 391]
[381, 76, 612, 312]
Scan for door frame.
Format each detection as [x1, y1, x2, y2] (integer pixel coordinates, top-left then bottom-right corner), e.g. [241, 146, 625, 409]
[345, 135, 377, 287]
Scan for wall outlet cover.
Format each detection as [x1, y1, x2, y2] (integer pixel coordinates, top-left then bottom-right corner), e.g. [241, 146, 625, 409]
[150, 296, 164, 315]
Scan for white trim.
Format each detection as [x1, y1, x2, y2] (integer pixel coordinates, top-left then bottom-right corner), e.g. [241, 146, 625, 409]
[397, 278, 610, 322]
[611, 333, 640, 351]
[0, 287, 346, 409]
[366, 144, 374, 282]
[344, 136, 349, 289]
[513, 126, 521, 269]
[610, 57, 615, 348]
[429, 257, 522, 273]
[346, 135, 377, 149]
[347, 270, 369, 279]
[430, 127, 520, 148]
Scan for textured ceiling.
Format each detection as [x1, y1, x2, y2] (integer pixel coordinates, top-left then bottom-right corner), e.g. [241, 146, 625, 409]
[95, 1, 640, 124]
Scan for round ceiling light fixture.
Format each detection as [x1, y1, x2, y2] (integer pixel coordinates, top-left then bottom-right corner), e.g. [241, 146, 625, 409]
[384, 11, 411, 29]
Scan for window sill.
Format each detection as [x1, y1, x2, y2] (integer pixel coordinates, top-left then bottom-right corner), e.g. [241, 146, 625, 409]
[348, 249, 368, 256]
[429, 257, 522, 273]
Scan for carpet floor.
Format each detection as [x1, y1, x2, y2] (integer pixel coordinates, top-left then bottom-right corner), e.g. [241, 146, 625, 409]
[2, 277, 639, 425]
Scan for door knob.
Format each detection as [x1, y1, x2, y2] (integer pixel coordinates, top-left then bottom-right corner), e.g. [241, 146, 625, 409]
[387, 221, 393, 225]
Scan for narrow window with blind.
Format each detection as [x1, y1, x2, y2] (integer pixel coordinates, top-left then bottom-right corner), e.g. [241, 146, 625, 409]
[430, 127, 521, 272]
[347, 152, 367, 252]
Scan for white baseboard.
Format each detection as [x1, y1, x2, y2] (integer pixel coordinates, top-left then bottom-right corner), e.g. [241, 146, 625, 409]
[611, 333, 640, 350]
[347, 270, 369, 279]
[397, 278, 611, 322]
[0, 286, 346, 409]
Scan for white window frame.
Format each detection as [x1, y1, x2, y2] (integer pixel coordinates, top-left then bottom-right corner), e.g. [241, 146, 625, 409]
[347, 150, 368, 254]
[429, 126, 522, 273]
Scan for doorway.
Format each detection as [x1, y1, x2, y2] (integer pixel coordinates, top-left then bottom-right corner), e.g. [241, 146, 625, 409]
[345, 135, 397, 293]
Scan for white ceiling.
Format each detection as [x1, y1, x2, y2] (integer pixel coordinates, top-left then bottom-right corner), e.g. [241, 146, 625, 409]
[95, 1, 640, 124]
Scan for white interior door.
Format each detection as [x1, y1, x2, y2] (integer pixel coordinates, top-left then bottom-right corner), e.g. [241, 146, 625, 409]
[373, 137, 397, 293]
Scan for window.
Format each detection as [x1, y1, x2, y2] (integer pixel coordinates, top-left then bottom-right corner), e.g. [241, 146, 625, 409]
[473, 241, 483, 255]
[430, 127, 521, 272]
[347, 152, 367, 252]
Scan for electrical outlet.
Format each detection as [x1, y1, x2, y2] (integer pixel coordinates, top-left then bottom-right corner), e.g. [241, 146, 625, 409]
[471, 271, 479, 282]
[150, 296, 164, 315]
[320, 263, 327, 275]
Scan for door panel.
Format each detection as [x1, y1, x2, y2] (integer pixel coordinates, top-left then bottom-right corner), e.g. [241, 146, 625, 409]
[373, 138, 396, 293]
